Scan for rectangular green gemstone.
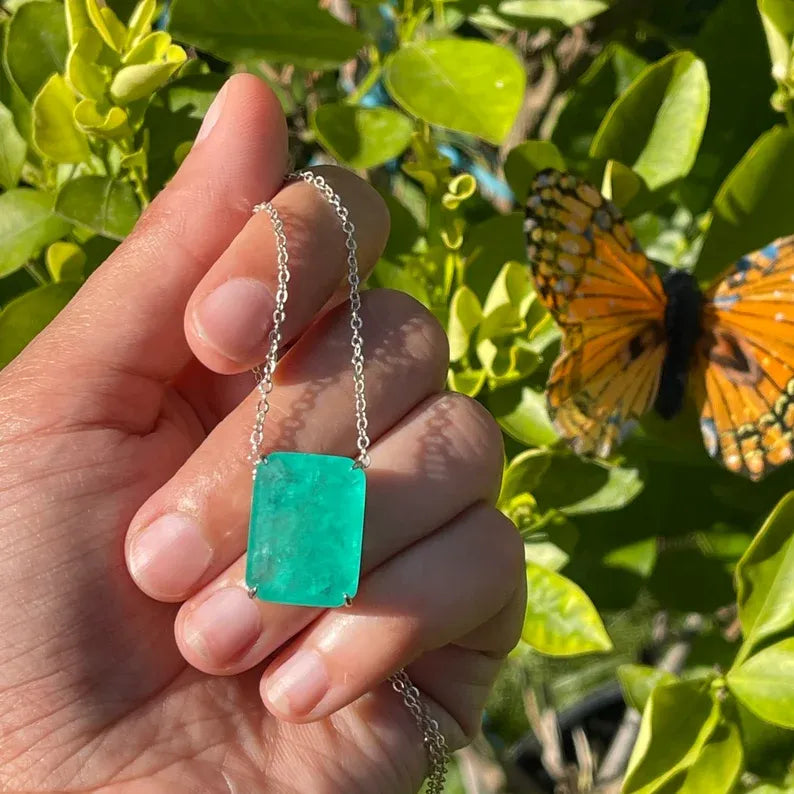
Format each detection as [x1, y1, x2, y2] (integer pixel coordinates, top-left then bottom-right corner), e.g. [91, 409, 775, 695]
[246, 452, 366, 608]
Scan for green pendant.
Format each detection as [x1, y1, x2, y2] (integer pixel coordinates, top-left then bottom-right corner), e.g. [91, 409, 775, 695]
[246, 451, 366, 608]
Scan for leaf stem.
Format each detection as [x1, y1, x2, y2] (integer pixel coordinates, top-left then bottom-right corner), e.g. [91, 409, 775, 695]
[24, 261, 48, 286]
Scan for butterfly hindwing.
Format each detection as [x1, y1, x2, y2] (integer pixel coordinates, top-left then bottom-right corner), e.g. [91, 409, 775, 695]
[695, 236, 794, 480]
[525, 169, 667, 457]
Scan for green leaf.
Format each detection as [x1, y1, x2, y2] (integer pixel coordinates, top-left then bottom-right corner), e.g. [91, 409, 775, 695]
[500, 448, 552, 502]
[384, 39, 525, 145]
[734, 492, 794, 662]
[447, 367, 487, 398]
[478, 260, 534, 342]
[552, 42, 647, 165]
[0, 189, 71, 277]
[448, 285, 483, 362]
[311, 104, 413, 170]
[488, 385, 559, 448]
[728, 639, 794, 728]
[66, 28, 112, 100]
[32, 74, 92, 163]
[497, 0, 608, 26]
[618, 664, 677, 713]
[4, 0, 69, 101]
[590, 52, 709, 193]
[0, 100, 26, 188]
[534, 455, 643, 516]
[65, 0, 92, 46]
[74, 99, 130, 138]
[111, 39, 187, 105]
[697, 126, 794, 282]
[371, 258, 431, 307]
[86, 0, 126, 51]
[504, 140, 566, 202]
[126, 0, 156, 48]
[45, 240, 85, 281]
[522, 561, 612, 655]
[56, 176, 140, 240]
[170, 0, 367, 70]
[0, 282, 79, 368]
[759, 0, 794, 83]
[666, 720, 743, 794]
[623, 681, 721, 794]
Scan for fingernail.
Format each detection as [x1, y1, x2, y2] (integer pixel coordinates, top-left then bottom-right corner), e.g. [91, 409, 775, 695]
[194, 278, 274, 362]
[265, 650, 329, 717]
[184, 587, 262, 664]
[195, 81, 228, 144]
[129, 514, 213, 599]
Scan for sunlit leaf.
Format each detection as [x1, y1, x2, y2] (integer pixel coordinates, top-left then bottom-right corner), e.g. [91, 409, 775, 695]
[0, 100, 26, 189]
[384, 39, 525, 145]
[448, 285, 482, 362]
[504, 140, 566, 201]
[522, 561, 612, 655]
[728, 639, 794, 728]
[624, 680, 720, 794]
[45, 240, 85, 281]
[497, 0, 608, 26]
[590, 51, 709, 194]
[32, 74, 92, 163]
[617, 664, 677, 713]
[500, 448, 552, 502]
[670, 720, 743, 794]
[488, 385, 559, 448]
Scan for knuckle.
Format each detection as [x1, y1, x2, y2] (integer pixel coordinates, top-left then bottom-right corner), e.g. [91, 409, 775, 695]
[362, 288, 450, 378]
[440, 393, 505, 500]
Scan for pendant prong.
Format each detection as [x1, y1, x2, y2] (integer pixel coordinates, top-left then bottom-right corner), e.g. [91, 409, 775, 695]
[247, 585, 258, 599]
[343, 593, 353, 607]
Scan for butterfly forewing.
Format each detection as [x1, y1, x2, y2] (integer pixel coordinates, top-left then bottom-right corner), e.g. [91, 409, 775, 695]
[695, 236, 794, 480]
[525, 169, 667, 457]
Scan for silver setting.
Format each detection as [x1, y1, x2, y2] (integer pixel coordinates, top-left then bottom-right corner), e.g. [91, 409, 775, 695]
[249, 170, 447, 790]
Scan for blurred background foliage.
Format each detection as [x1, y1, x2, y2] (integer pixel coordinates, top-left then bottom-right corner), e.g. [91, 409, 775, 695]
[3, 0, 794, 792]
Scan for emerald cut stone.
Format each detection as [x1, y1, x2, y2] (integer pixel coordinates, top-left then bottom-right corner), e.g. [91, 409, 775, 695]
[246, 452, 366, 608]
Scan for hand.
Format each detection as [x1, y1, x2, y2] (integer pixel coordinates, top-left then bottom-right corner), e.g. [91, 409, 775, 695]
[0, 75, 525, 793]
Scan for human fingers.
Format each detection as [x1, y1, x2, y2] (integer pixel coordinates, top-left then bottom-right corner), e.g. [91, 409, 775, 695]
[185, 165, 389, 374]
[125, 290, 452, 601]
[30, 73, 287, 387]
[259, 504, 524, 722]
[171, 388, 504, 674]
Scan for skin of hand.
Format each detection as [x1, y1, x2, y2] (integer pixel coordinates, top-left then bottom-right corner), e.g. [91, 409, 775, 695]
[0, 75, 525, 794]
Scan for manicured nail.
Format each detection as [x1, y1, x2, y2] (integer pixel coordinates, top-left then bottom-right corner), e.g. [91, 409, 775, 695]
[265, 650, 329, 717]
[195, 81, 228, 144]
[194, 278, 274, 362]
[184, 587, 262, 664]
[129, 514, 213, 599]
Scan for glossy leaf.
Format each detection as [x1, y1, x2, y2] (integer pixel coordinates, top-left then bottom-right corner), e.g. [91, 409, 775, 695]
[170, 0, 367, 70]
[534, 455, 643, 516]
[4, 0, 69, 101]
[497, 0, 608, 26]
[311, 104, 413, 169]
[500, 448, 552, 502]
[590, 52, 709, 193]
[0, 189, 70, 277]
[0, 100, 26, 189]
[504, 140, 566, 201]
[488, 385, 559, 448]
[66, 28, 111, 100]
[32, 74, 91, 163]
[45, 241, 85, 281]
[126, 0, 156, 48]
[618, 664, 677, 713]
[86, 0, 126, 51]
[65, 0, 92, 46]
[624, 680, 720, 794]
[697, 126, 794, 282]
[448, 285, 482, 362]
[384, 40, 525, 145]
[734, 492, 794, 662]
[447, 367, 487, 398]
[728, 639, 794, 728]
[0, 282, 79, 368]
[111, 43, 187, 105]
[74, 99, 130, 138]
[522, 561, 612, 655]
[56, 176, 140, 240]
[669, 721, 743, 794]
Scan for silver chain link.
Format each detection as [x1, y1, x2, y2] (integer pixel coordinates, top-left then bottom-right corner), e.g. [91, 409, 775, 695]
[250, 170, 448, 791]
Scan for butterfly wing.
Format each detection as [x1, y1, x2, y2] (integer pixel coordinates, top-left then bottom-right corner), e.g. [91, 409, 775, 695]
[694, 236, 794, 480]
[525, 169, 667, 457]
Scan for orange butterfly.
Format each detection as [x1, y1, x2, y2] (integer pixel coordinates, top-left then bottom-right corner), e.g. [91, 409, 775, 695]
[524, 168, 794, 481]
